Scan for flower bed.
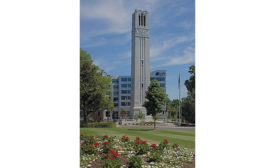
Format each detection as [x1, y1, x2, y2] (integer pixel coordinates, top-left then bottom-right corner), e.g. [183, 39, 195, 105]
[80, 134, 195, 168]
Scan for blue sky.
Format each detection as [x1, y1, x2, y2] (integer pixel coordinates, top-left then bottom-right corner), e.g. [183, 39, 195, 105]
[80, 0, 195, 100]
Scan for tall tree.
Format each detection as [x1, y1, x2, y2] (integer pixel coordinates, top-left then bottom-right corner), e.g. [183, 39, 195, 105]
[144, 79, 167, 129]
[182, 65, 195, 123]
[80, 49, 113, 125]
[166, 99, 180, 120]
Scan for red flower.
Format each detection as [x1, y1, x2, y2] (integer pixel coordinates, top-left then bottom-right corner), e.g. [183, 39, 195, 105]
[113, 151, 119, 157]
[135, 141, 140, 145]
[142, 141, 147, 144]
[80, 133, 83, 136]
[90, 144, 94, 147]
[104, 141, 108, 145]
[164, 139, 168, 143]
[125, 137, 129, 140]
[136, 137, 140, 140]
[91, 136, 94, 138]
[108, 149, 114, 154]
[94, 142, 99, 147]
[151, 144, 157, 147]
[104, 135, 108, 138]
[110, 154, 113, 160]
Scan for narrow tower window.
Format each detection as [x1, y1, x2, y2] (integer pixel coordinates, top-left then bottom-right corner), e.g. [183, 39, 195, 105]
[144, 16, 146, 26]
[139, 15, 140, 26]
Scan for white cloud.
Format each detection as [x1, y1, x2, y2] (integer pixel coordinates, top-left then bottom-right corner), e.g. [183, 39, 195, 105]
[179, 21, 193, 29]
[81, 0, 159, 38]
[161, 46, 195, 66]
[150, 35, 194, 60]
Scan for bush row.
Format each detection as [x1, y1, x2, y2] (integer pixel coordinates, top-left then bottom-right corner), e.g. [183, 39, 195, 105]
[80, 122, 116, 128]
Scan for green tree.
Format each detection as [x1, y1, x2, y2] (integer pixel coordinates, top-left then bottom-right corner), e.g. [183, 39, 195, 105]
[144, 79, 167, 129]
[182, 65, 195, 123]
[166, 99, 180, 121]
[80, 49, 113, 125]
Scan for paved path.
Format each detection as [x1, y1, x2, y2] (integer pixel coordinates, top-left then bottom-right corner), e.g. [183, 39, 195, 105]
[117, 125, 195, 131]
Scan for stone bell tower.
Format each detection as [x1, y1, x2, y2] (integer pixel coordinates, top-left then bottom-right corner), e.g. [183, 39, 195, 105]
[130, 9, 150, 118]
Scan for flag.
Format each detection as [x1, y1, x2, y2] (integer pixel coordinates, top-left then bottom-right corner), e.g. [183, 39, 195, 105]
[178, 73, 180, 89]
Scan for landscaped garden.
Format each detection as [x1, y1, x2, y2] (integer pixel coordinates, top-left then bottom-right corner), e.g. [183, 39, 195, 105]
[80, 128, 195, 168]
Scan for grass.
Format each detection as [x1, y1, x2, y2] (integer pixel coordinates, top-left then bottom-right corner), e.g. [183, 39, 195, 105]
[80, 128, 195, 150]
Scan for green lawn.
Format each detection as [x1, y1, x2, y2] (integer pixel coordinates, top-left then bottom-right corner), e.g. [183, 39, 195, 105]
[80, 128, 195, 150]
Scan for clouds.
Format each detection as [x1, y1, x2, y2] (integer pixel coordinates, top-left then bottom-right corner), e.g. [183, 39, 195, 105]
[150, 34, 194, 59]
[80, 0, 159, 40]
[81, 0, 195, 71]
[161, 46, 195, 66]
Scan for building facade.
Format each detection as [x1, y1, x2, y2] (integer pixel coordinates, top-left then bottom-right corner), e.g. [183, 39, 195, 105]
[105, 70, 166, 121]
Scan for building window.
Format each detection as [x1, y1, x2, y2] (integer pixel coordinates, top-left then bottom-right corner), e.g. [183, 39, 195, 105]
[121, 90, 127, 94]
[113, 85, 119, 89]
[121, 102, 127, 106]
[113, 97, 118, 101]
[156, 77, 165, 81]
[139, 15, 141, 26]
[128, 96, 131, 100]
[121, 78, 128, 82]
[112, 79, 118, 83]
[121, 96, 127, 100]
[128, 84, 131, 87]
[113, 91, 119, 96]
[160, 83, 165, 87]
[121, 84, 127, 88]
[128, 78, 131, 81]
[127, 102, 131, 106]
[114, 103, 118, 107]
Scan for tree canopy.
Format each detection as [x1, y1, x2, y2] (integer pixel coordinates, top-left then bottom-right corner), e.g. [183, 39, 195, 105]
[181, 65, 195, 123]
[143, 79, 167, 129]
[80, 49, 113, 125]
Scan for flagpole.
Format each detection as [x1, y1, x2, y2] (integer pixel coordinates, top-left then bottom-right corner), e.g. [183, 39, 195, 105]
[178, 73, 181, 124]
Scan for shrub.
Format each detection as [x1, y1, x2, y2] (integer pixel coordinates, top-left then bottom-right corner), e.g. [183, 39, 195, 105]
[148, 152, 161, 162]
[121, 135, 129, 142]
[81, 143, 97, 154]
[80, 134, 96, 144]
[134, 140, 149, 155]
[102, 157, 122, 168]
[84, 122, 116, 128]
[128, 155, 142, 168]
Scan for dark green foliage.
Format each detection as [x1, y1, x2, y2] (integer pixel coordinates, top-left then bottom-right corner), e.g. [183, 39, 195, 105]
[148, 152, 162, 162]
[102, 157, 122, 168]
[166, 99, 180, 120]
[143, 79, 167, 129]
[182, 65, 195, 123]
[128, 155, 142, 168]
[80, 49, 113, 125]
[81, 122, 116, 128]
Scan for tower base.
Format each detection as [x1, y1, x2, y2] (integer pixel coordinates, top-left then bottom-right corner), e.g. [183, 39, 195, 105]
[130, 106, 146, 119]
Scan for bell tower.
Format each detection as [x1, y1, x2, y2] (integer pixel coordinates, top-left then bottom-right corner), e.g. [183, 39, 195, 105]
[130, 9, 150, 118]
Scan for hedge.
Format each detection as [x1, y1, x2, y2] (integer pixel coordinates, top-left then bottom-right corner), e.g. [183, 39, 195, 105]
[82, 122, 116, 128]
